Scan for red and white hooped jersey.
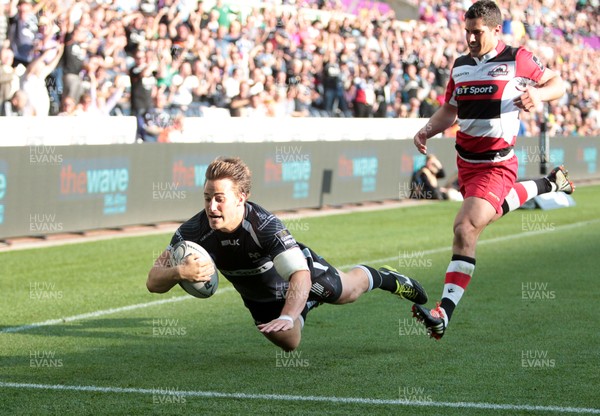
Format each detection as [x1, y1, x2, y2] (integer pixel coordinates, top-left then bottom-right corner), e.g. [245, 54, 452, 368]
[445, 41, 545, 163]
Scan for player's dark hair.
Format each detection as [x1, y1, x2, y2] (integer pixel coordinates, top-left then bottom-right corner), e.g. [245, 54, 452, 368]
[205, 157, 252, 197]
[465, 0, 502, 28]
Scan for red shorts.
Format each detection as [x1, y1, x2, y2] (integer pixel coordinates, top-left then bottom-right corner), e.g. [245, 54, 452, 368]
[457, 156, 518, 214]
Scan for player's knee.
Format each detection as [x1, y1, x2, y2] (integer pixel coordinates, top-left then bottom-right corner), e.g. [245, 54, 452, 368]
[310, 272, 343, 303]
[273, 336, 300, 352]
[280, 342, 298, 352]
[454, 220, 478, 240]
[453, 220, 483, 251]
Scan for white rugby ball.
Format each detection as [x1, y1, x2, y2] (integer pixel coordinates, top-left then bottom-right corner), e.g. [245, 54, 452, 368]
[169, 240, 218, 298]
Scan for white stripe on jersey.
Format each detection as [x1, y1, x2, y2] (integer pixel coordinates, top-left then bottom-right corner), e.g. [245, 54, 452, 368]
[220, 261, 274, 276]
[241, 219, 262, 248]
[456, 118, 517, 146]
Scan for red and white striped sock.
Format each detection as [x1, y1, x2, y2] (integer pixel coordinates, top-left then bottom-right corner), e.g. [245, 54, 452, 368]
[501, 179, 553, 216]
[439, 255, 476, 326]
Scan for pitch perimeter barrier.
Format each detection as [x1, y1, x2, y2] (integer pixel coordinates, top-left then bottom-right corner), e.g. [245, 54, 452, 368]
[0, 136, 598, 240]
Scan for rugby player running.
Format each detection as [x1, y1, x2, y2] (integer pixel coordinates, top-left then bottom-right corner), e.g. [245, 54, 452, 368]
[411, 0, 574, 339]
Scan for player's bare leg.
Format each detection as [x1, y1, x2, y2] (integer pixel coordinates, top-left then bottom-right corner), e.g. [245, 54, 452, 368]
[452, 197, 500, 257]
[335, 268, 370, 304]
[413, 197, 498, 339]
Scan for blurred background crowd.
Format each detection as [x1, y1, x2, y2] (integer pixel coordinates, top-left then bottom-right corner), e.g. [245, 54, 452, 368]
[0, 0, 598, 141]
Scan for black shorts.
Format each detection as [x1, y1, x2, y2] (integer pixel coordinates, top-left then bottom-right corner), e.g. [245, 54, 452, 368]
[243, 243, 343, 326]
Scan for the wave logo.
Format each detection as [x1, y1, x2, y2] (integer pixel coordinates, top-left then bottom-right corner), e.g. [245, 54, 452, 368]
[59, 158, 129, 215]
[264, 157, 311, 199]
[338, 155, 378, 192]
[171, 158, 209, 189]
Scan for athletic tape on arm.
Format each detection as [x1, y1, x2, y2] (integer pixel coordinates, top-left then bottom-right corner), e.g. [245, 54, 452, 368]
[273, 247, 309, 281]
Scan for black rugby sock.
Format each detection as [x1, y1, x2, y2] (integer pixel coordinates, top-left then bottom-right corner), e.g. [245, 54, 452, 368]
[360, 265, 397, 292]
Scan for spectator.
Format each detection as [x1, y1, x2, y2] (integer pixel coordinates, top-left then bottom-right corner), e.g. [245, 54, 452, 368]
[0, 89, 27, 116]
[56, 94, 76, 116]
[129, 48, 157, 117]
[61, 24, 90, 103]
[0, 0, 596, 134]
[20, 43, 64, 116]
[373, 72, 391, 118]
[158, 112, 185, 142]
[352, 64, 376, 118]
[7, 0, 39, 67]
[419, 88, 441, 118]
[321, 51, 349, 116]
[229, 80, 251, 117]
[410, 154, 448, 200]
[139, 91, 172, 142]
[0, 47, 20, 104]
[0, 1, 8, 46]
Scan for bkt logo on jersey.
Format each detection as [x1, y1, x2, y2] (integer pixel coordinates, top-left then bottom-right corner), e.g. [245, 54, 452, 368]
[455, 84, 498, 96]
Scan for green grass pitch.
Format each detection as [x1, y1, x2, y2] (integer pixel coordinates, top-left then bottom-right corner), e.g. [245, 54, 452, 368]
[1, 185, 599, 415]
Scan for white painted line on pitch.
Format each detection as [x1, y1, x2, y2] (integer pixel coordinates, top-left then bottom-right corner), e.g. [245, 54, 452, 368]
[3, 218, 597, 334]
[0, 381, 598, 414]
[0, 287, 235, 334]
[340, 218, 600, 270]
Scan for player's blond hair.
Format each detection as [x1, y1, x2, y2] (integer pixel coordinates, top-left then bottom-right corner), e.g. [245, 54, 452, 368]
[205, 157, 252, 197]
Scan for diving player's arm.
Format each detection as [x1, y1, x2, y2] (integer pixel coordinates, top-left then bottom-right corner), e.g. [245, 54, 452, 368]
[278, 268, 312, 322]
[258, 247, 311, 333]
[147, 249, 212, 293]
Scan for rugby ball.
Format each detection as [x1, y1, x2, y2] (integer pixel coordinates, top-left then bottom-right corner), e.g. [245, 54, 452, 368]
[169, 240, 218, 298]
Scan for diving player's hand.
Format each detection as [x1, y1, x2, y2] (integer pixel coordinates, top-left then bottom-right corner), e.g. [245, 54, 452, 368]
[257, 316, 294, 333]
[177, 255, 214, 283]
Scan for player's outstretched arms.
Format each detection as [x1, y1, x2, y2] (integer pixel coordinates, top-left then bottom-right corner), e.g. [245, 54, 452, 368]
[413, 103, 458, 155]
[147, 249, 213, 293]
[258, 269, 311, 334]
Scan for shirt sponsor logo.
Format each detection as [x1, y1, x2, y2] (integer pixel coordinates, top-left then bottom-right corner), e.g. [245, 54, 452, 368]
[275, 229, 297, 250]
[487, 64, 509, 77]
[453, 71, 470, 78]
[455, 84, 498, 96]
[221, 239, 240, 246]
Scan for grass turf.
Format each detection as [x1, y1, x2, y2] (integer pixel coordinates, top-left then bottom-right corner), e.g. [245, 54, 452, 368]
[1, 185, 599, 415]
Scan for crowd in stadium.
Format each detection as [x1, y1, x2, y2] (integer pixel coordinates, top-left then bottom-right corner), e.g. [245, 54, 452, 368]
[0, 0, 599, 139]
